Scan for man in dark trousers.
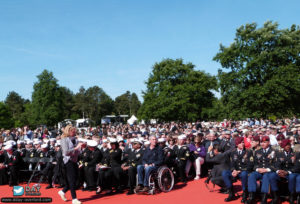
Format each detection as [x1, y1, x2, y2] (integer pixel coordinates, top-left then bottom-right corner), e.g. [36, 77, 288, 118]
[4, 145, 21, 186]
[174, 135, 190, 183]
[222, 137, 252, 202]
[82, 140, 102, 191]
[135, 135, 164, 193]
[247, 136, 276, 204]
[269, 139, 296, 203]
[205, 143, 233, 193]
[122, 138, 144, 195]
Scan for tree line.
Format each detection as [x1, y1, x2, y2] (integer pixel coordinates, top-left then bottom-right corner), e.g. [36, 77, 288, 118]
[1, 21, 300, 128]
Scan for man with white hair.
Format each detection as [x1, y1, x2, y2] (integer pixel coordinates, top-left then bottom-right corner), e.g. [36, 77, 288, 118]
[135, 135, 164, 193]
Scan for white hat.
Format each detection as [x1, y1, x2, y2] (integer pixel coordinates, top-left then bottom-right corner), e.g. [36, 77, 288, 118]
[6, 140, 16, 146]
[102, 139, 108, 143]
[26, 140, 33, 144]
[178, 135, 186, 140]
[43, 139, 49, 143]
[87, 140, 98, 147]
[4, 145, 13, 150]
[56, 140, 61, 145]
[33, 140, 42, 145]
[109, 138, 117, 143]
[49, 138, 56, 142]
[158, 138, 166, 143]
[144, 140, 150, 145]
[55, 143, 60, 147]
[41, 144, 48, 149]
[17, 140, 24, 144]
[117, 136, 124, 143]
[78, 138, 87, 143]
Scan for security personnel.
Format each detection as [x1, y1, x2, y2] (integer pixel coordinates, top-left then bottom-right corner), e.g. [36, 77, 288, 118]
[122, 138, 144, 195]
[158, 138, 175, 167]
[4, 145, 21, 186]
[175, 135, 190, 184]
[269, 139, 296, 203]
[83, 140, 102, 191]
[222, 137, 251, 202]
[247, 136, 276, 204]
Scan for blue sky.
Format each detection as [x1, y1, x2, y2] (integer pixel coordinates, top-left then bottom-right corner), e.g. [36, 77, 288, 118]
[0, 0, 299, 101]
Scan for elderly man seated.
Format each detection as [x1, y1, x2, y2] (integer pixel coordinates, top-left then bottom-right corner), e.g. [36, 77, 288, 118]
[135, 135, 164, 192]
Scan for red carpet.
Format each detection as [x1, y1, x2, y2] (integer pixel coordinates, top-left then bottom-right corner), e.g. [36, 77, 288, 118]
[0, 179, 288, 204]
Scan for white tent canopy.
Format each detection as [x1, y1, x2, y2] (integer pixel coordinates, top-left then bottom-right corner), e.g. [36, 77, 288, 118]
[127, 115, 138, 125]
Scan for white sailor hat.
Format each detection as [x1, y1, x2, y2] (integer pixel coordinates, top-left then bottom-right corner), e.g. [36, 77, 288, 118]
[4, 145, 13, 150]
[102, 139, 108, 143]
[144, 140, 150, 145]
[158, 138, 166, 143]
[56, 140, 61, 146]
[78, 138, 87, 143]
[26, 140, 33, 144]
[49, 138, 56, 142]
[178, 135, 187, 140]
[33, 140, 42, 145]
[6, 140, 16, 146]
[41, 144, 48, 149]
[117, 136, 124, 143]
[55, 143, 60, 147]
[109, 138, 117, 143]
[87, 140, 98, 147]
[17, 140, 24, 144]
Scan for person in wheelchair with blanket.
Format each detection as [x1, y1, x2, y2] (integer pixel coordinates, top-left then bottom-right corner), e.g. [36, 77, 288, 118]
[135, 135, 164, 193]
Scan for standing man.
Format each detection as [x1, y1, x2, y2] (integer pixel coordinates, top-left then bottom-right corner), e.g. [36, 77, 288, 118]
[135, 135, 164, 193]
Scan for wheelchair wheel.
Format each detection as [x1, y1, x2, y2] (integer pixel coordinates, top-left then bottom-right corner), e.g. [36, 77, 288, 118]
[148, 172, 156, 193]
[157, 166, 174, 192]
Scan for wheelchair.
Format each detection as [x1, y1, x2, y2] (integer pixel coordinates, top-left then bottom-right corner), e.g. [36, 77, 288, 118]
[136, 165, 175, 195]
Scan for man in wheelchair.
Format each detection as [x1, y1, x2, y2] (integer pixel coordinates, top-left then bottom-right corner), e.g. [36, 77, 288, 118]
[135, 135, 164, 193]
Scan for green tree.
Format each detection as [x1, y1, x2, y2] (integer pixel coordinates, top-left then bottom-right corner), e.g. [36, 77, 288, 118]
[60, 86, 75, 119]
[130, 92, 141, 115]
[139, 58, 217, 121]
[214, 21, 300, 119]
[115, 91, 131, 115]
[4, 91, 26, 127]
[31, 70, 64, 126]
[115, 91, 141, 115]
[0, 102, 14, 129]
[73, 86, 114, 123]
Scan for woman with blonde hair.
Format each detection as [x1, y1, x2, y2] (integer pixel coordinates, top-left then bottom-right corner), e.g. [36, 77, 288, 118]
[58, 125, 82, 204]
